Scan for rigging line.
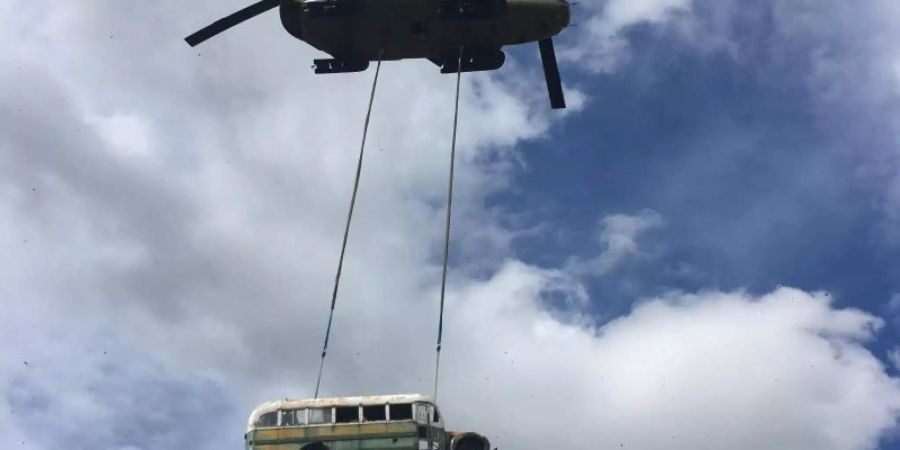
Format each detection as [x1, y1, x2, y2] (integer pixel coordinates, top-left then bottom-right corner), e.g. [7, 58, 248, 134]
[433, 46, 464, 403]
[314, 52, 383, 399]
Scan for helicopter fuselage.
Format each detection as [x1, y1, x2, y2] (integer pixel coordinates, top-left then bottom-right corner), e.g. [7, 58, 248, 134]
[279, 0, 570, 69]
[185, 0, 570, 106]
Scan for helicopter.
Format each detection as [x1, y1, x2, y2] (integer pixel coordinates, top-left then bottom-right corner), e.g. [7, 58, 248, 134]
[185, 0, 571, 108]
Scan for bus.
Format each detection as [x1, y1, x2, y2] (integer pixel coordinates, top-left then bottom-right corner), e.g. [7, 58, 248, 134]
[245, 393, 490, 450]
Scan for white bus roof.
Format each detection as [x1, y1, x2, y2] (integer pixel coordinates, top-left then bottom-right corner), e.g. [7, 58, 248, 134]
[248, 394, 434, 428]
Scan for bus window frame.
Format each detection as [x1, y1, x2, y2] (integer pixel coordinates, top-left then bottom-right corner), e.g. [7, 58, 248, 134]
[254, 400, 441, 430]
[362, 404, 388, 423]
[414, 403, 443, 427]
[335, 405, 362, 424]
[388, 403, 414, 421]
[256, 411, 279, 428]
[279, 408, 308, 427]
[307, 407, 335, 426]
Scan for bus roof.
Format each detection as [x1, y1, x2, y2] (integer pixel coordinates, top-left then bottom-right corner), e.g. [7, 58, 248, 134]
[248, 394, 434, 428]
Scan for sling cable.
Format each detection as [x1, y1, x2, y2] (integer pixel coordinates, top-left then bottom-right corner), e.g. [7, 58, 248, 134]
[429, 46, 465, 450]
[313, 52, 383, 399]
[312, 48, 466, 406]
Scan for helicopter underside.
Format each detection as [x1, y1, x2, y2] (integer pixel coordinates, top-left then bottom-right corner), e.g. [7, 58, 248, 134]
[280, 0, 570, 72]
[184, 0, 568, 107]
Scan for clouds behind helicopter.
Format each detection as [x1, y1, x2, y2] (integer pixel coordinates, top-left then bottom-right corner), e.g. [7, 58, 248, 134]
[2, 0, 900, 449]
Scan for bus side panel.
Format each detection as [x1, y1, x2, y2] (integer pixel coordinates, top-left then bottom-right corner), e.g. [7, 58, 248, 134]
[254, 437, 417, 450]
[248, 422, 419, 450]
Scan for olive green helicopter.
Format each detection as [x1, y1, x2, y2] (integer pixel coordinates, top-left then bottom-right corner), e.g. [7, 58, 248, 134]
[185, 0, 571, 108]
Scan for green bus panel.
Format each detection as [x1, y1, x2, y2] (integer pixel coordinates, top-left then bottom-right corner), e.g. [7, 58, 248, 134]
[252, 436, 418, 450]
[247, 422, 435, 450]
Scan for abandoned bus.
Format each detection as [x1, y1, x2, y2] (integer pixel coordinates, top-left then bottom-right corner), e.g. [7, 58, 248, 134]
[245, 394, 490, 450]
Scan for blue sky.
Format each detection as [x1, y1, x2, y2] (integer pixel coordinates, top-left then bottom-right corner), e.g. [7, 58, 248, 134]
[2, 1, 900, 449]
[506, 1, 900, 327]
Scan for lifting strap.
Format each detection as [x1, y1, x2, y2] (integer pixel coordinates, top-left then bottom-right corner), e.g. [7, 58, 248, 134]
[433, 46, 464, 403]
[314, 53, 383, 399]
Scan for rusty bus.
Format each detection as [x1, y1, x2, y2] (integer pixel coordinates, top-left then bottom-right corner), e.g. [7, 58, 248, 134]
[245, 394, 490, 450]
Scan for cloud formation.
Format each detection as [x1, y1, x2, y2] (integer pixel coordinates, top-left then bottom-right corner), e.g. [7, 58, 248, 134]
[445, 275, 900, 450]
[562, 0, 694, 71]
[566, 209, 664, 277]
[2, 1, 900, 450]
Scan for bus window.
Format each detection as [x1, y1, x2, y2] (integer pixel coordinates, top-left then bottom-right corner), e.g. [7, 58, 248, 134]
[415, 404, 430, 424]
[335, 406, 359, 423]
[257, 411, 278, 428]
[390, 404, 413, 421]
[363, 405, 386, 422]
[282, 409, 306, 426]
[308, 407, 332, 425]
[415, 403, 441, 424]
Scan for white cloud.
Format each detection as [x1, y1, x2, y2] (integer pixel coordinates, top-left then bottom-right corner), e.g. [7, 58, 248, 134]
[603, 0, 693, 29]
[443, 269, 899, 450]
[0, 305, 233, 450]
[567, 209, 664, 276]
[885, 293, 900, 332]
[1, 2, 900, 450]
[0, 0, 583, 445]
[90, 113, 155, 159]
[889, 348, 900, 373]
[892, 59, 900, 96]
[799, 1, 900, 236]
[562, 0, 694, 72]
[889, 294, 900, 312]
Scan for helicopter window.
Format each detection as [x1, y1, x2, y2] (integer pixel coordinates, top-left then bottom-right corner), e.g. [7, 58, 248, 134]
[390, 404, 413, 420]
[257, 411, 278, 428]
[410, 20, 429, 36]
[308, 407, 332, 425]
[335, 406, 360, 423]
[281, 409, 306, 426]
[363, 405, 387, 422]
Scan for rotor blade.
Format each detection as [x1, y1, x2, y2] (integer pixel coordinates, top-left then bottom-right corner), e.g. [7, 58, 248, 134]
[538, 38, 566, 109]
[185, 0, 280, 47]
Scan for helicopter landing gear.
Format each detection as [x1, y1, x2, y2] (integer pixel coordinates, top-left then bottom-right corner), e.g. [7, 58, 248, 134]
[436, 49, 505, 73]
[313, 58, 370, 74]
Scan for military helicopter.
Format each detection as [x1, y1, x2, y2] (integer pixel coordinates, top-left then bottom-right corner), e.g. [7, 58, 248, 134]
[185, 0, 571, 108]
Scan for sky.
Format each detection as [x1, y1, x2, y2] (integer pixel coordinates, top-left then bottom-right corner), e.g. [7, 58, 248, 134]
[2, 0, 900, 449]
